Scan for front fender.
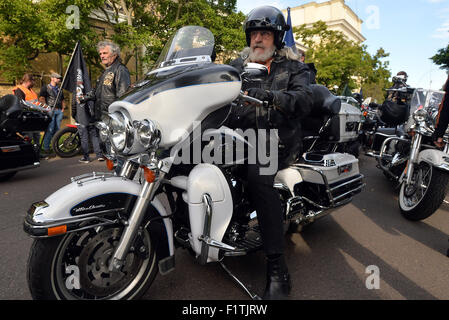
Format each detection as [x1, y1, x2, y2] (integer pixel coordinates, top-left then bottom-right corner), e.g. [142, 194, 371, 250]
[418, 149, 449, 172]
[23, 173, 174, 260]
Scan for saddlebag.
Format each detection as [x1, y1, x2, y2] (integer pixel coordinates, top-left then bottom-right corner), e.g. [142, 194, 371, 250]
[323, 103, 362, 143]
[294, 152, 364, 208]
[299, 153, 360, 184]
[0, 138, 39, 173]
[0, 110, 51, 133]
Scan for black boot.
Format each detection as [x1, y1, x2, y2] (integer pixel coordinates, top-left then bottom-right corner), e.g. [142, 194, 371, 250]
[263, 255, 291, 300]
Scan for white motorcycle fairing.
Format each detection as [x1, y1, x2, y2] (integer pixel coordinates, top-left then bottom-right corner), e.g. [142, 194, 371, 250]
[110, 63, 242, 150]
[167, 164, 233, 262]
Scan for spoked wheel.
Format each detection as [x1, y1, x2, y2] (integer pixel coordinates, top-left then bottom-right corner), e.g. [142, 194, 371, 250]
[52, 127, 81, 158]
[27, 223, 158, 300]
[399, 162, 449, 221]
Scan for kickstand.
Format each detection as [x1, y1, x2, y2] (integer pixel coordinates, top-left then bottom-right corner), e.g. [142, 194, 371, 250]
[219, 260, 262, 300]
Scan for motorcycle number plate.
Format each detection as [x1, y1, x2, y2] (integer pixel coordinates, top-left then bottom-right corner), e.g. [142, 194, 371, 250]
[0, 145, 20, 153]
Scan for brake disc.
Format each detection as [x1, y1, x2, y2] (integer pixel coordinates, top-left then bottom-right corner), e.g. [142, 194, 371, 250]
[77, 228, 141, 297]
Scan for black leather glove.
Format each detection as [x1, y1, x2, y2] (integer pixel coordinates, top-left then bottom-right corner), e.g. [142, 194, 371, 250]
[79, 90, 96, 104]
[369, 102, 379, 110]
[247, 88, 274, 104]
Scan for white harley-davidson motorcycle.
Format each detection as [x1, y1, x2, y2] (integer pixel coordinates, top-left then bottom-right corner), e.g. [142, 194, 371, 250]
[24, 26, 364, 300]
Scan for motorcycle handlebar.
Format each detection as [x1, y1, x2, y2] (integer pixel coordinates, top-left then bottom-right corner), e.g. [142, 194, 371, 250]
[238, 92, 270, 108]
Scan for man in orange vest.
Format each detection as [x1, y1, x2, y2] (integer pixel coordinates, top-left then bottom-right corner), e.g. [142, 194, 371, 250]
[12, 73, 41, 152]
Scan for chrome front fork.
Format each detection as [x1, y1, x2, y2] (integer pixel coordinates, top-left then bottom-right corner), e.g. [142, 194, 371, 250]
[109, 160, 165, 272]
[405, 134, 423, 186]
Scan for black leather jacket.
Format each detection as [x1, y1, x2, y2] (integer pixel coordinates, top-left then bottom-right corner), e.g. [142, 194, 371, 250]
[93, 58, 131, 120]
[227, 50, 313, 168]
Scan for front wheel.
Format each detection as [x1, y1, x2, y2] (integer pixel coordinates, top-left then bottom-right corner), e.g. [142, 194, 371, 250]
[52, 126, 81, 158]
[399, 162, 449, 221]
[27, 223, 158, 300]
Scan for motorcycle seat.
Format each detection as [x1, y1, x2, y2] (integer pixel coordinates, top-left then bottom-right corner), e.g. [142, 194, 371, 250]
[0, 94, 20, 114]
[309, 85, 341, 117]
[376, 126, 406, 137]
[0, 95, 21, 126]
[301, 85, 341, 137]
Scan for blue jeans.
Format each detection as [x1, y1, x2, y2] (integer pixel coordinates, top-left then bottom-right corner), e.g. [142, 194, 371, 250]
[43, 109, 63, 151]
[78, 123, 102, 158]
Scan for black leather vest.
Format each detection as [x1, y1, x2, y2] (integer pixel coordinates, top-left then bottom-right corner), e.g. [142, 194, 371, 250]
[45, 85, 63, 109]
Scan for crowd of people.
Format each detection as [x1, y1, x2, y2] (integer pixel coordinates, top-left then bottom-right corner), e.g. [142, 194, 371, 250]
[12, 40, 131, 164]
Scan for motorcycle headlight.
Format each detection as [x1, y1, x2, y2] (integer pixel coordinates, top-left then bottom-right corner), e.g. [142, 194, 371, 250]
[133, 119, 161, 150]
[413, 108, 427, 123]
[109, 111, 134, 154]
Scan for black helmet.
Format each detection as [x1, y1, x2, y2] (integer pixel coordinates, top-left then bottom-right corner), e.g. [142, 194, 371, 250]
[395, 71, 408, 82]
[243, 6, 290, 50]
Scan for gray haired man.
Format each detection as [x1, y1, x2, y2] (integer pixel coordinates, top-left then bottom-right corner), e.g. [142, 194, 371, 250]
[78, 40, 131, 163]
[93, 40, 131, 121]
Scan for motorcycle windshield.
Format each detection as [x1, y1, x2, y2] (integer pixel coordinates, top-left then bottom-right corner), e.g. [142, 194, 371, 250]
[410, 89, 444, 115]
[154, 26, 215, 69]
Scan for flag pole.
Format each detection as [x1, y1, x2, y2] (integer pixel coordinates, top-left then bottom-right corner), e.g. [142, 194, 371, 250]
[51, 41, 80, 112]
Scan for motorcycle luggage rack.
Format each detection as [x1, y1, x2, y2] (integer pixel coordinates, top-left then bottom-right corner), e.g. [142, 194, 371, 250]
[291, 164, 365, 209]
[71, 172, 117, 186]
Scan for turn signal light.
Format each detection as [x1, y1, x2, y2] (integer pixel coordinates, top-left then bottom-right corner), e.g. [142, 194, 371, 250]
[47, 225, 67, 236]
[106, 159, 115, 171]
[141, 166, 156, 183]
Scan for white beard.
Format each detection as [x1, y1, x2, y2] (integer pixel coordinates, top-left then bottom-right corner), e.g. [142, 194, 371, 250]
[249, 45, 276, 63]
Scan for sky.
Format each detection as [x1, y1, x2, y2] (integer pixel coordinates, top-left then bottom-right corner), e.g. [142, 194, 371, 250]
[236, 0, 449, 91]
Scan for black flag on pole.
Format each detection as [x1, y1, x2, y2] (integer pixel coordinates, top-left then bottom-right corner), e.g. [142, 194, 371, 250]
[62, 41, 94, 122]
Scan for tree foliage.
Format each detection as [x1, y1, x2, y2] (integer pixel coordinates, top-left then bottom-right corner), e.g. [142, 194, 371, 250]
[431, 44, 449, 70]
[0, 0, 246, 82]
[0, 0, 104, 82]
[293, 21, 391, 101]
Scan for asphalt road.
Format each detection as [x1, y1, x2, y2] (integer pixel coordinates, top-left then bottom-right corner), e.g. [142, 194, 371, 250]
[1, 155, 448, 300]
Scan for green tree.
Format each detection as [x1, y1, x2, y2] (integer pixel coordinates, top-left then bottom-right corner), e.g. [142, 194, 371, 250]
[139, 0, 246, 68]
[0, 0, 103, 82]
[293, 21, 391, 102]
[0, 0, 246, 82]
[431, 44, 449, 70]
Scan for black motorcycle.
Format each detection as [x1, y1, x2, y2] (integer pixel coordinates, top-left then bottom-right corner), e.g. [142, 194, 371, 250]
[0, 95, 51, 181]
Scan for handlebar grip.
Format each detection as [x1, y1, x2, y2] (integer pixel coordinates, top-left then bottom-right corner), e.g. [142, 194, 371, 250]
[239, 92, 270, 108]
